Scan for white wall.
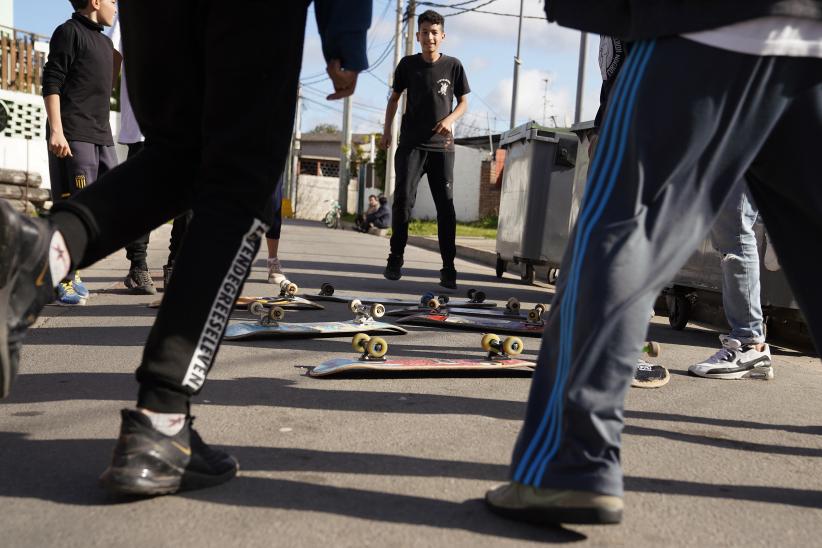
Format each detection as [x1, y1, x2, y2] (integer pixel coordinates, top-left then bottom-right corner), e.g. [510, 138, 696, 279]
[0, 2, 12, 29]
[293, 175, 358, 221]
[410, 144, 486, 222]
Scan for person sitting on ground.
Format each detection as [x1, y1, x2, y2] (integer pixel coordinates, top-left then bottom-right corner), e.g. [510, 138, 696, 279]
[354, 194, 378, 231]
[359, 195, 391, 232]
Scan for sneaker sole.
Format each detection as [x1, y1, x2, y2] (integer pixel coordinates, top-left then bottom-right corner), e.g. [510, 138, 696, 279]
[100, 460, 238, 496]
[688, 366, 774, 380]
[485, 498, 622, 525]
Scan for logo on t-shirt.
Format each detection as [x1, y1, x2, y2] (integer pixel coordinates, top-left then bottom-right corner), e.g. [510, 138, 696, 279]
[436, 79, 451, 96]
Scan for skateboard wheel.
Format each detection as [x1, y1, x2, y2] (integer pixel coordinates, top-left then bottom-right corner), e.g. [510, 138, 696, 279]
[370, 303, 386, 318]
[506, 297, 520, 312]
[269, 306, 285, 321]
[249, 301, 265, 316]
[439, 295, 450, 304]
[320, 283, 334, 296]
[352, 332, 371, 351]
[481, 333, 501, 352]
[281, 280, 298, 296]
[467, 288, 476, 299]
[350, 299, 362, 313]
[534, 304, 546, 314]
[427, 298, 440, 309]
[420, 292, 434, 303]
[644, 341, 661, 358]
[503, 336, 524, 356]
[528, 309, 541, 323]
[367, 336, 389, 358]
[473, 290, 486, 303]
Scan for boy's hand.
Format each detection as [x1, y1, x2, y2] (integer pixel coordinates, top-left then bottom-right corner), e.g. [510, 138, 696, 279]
[381, 130, 391, 150]
[433, 117, 454, 144]
[326, 59, 358, 100]
[49, 131, 72, 159]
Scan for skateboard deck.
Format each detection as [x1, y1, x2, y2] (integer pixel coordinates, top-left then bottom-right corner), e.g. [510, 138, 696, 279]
[147, 295, 323, 310]
[312, 293, 496, 308]
[396, 311, 545, 337]
[386, 305, 526, 319]
[307, 356, 535, 377]
[224, 320, 407, 340]
[235, 295, 324, 310]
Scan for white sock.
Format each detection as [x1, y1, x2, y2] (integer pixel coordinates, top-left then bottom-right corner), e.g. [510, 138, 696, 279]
[48, 231, 71, 287]
[139, 408, 187, 436]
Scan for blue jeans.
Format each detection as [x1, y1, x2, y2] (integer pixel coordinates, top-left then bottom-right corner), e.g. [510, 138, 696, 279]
[710, 181, 765, 344]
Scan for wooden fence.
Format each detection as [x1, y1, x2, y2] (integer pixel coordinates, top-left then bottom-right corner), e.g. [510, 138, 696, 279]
[0, 28, 48, 95]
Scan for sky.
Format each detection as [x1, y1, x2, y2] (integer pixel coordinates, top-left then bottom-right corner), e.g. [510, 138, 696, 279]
[13, 0, 603, 137]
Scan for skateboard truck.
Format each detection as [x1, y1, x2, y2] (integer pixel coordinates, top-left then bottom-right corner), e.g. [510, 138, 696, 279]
[352, 333, 389, 361]
[279, 279, 299, 297]
[526, 304, 547, 325]
[350, 299, 386, 324]
[467, 288, 486, 303]
[481, 333, 525, 360]
[248, 301, 285, 325]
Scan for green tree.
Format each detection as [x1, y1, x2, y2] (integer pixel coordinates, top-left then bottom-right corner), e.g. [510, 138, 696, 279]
[308, 123, 340, 134]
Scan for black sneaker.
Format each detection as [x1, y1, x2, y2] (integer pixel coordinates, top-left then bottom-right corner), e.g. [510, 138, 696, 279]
[124, 266, 157, 295]
[99, 409, 239, 496]
[383, 253, 403, 281]
[439, 267, 457, 290]
[0, 200, 56, 398]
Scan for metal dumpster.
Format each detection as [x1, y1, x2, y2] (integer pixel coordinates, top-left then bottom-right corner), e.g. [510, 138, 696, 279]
[495, 121, 579, 283]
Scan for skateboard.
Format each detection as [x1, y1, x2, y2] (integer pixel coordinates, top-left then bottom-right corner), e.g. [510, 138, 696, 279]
[386, 298, 547, 319]
[307, 333, 535, 377]
[148, 279, 322, 310]
[631, 341, 669, 388]
[224, 299, 406, 340]
[396, 308, 547, 337]
[313, 283, 496, 308]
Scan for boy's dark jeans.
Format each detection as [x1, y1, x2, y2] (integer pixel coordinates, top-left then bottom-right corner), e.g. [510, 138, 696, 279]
[389, 147, 457, 269]
[49, 0, 309, 413]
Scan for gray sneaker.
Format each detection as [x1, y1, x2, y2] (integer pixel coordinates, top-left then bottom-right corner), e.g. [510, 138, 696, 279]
[485, 481, 623, 525]
[124, 267, 157, 295]
[689, 335, 773, 380]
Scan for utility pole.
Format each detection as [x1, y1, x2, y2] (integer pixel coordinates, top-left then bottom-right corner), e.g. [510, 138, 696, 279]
[385, 0, 403, 203]
[574, 32, 588, 124]
[400, 0, 416, 115]
[509, 0, 524, 129]
[339, 95, 352, 212]
[289, 85, 302, 210]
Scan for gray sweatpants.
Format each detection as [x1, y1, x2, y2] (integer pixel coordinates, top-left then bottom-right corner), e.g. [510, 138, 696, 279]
[509, 37, 822, 496]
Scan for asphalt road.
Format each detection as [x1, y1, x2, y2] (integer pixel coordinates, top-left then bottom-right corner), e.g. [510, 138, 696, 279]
[2, 220, 820, 547]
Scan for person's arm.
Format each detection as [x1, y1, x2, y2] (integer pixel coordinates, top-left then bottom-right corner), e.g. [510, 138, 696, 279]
[314, 0, 371, 99]
[381, 90, 402, 150]
[42, 24, 75, 159]
[112, 49, 122, 90]
[432, 94, 469, 142]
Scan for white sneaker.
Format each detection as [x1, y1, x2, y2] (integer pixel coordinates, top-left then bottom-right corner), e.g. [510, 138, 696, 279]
[689, 335, 773, 380]
[267, 257, 287, 285]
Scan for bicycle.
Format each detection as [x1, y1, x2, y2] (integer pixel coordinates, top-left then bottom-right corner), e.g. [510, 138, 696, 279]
[323, 200, 342, 229]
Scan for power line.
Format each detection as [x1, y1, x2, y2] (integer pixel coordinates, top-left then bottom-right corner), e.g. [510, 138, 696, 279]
[417, 0, 545, 19]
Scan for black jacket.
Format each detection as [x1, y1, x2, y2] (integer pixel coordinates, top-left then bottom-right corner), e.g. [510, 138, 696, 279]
[366, 204, 391, 228]
[545, 1, 822, 41]
[42, 13, 114, 146]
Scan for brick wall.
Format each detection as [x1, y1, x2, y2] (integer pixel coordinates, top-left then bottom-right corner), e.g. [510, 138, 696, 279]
[478, 148, 505, 218]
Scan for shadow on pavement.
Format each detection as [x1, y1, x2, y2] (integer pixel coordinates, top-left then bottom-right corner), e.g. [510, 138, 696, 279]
[625, 410, 822, 436]
[0, 432, 582, 542]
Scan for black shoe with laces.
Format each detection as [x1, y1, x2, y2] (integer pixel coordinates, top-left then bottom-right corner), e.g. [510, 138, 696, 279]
[439, 267, 458, 290]
[383, 253, 403, 281]
[99, 409, 239, 496]
[0, 200, 56, 398]
[124, 265, 157, 295]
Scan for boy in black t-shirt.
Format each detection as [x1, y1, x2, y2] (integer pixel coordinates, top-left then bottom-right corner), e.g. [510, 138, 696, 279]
[381, 9, 470, 289]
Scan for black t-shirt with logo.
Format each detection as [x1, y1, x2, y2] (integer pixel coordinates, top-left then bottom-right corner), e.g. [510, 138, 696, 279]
[393, 53, 470, 151]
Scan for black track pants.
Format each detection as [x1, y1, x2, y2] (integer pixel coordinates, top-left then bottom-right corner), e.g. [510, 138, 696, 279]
[510, 37, 822, 496]
[389, 147, 457, 269]
[49, 0, 308, 413]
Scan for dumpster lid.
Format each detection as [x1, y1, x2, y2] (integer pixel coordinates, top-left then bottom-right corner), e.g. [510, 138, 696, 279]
[499, 121, 562, 147]
[570, 120, 595, 133]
